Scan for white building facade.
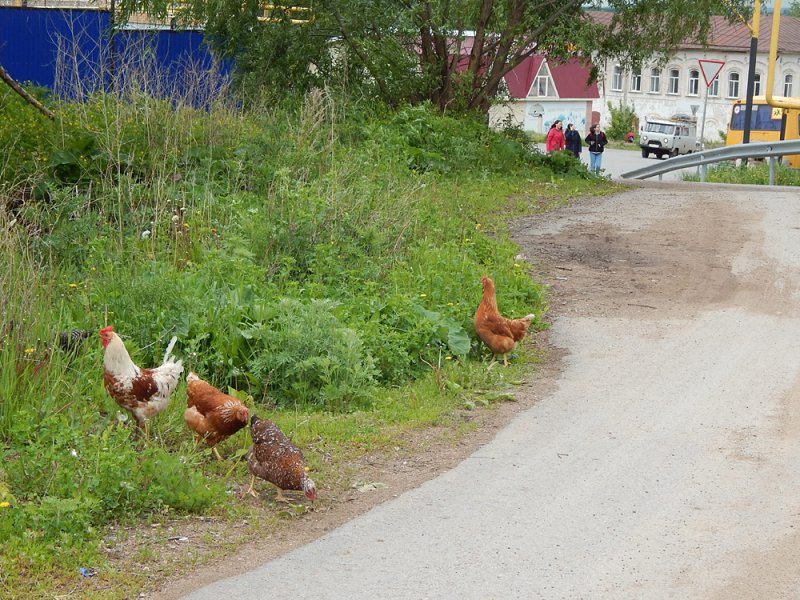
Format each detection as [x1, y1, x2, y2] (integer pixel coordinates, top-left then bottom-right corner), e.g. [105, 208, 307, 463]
[593, 14, 800, 142]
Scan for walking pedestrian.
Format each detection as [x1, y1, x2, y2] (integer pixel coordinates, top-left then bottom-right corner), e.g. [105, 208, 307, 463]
[585, 124, 608, 173]
[545, 120, 565, 153]
[564, 123, 582, 159]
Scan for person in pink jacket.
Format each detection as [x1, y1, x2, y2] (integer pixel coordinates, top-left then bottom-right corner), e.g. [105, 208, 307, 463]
[545, 120, 565, 153]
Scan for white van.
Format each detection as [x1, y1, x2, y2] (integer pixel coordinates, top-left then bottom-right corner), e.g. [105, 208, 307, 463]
[639, 116, 699, 159]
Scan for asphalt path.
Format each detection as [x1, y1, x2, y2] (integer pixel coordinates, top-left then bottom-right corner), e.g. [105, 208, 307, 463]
[182, 183, 800, 599]
[543, 143, 700, 180]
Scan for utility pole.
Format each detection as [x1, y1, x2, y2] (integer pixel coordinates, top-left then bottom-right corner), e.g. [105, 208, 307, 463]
[742, 0, 761, 147]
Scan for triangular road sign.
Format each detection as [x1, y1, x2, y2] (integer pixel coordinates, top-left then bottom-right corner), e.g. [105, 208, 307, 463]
[698, 59, 725, 87]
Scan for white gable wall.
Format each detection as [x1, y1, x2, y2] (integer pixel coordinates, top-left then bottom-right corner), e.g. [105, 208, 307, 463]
[595, 49, 800, 142]
[490, 100, 593, 134]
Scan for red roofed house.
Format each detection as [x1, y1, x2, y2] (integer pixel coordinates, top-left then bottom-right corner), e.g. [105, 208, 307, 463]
[489, 56, 599, 134]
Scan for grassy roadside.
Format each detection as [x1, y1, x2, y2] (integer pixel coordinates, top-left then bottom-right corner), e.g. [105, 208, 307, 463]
[681, 161, 800, 185]
[0, 82, 617, 599]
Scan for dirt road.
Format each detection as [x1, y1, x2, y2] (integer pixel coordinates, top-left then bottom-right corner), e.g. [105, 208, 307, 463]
[171, 182, 800, 599]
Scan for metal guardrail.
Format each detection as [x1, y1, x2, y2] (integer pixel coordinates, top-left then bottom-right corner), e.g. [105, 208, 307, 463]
[621, 139, 800, 185]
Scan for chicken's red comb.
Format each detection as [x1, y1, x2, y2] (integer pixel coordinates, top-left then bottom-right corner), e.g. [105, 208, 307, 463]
[99, 325, 114, 335]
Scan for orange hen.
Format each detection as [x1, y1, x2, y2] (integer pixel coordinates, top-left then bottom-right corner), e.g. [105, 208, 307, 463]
[184, 372, 250, 460]
[246, 415, 316, 503]
[473, 275, 535, 366]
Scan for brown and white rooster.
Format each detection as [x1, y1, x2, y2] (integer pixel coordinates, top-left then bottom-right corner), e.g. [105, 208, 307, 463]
[473, 275, 535, 366]
[247, 415, 316, 503]
[99, 326, 183, 434]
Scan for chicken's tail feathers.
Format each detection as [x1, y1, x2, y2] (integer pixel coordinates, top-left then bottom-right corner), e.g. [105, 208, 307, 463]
[524, 313, 535, 321]
[162, 335, 178, 364]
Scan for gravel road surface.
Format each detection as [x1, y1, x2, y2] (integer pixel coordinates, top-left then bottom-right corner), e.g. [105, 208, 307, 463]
[180, 182, 800, 599]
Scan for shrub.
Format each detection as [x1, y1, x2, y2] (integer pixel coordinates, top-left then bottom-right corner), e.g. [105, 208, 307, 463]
[244, 298, 378, 410]
[606, 101, 638, 141]
[530, 148, 593, 177]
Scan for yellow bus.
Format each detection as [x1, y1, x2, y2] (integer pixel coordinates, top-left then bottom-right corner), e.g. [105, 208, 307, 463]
[726, 97, 800, 167]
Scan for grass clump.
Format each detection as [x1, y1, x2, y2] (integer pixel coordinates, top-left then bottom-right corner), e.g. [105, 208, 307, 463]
[682, 160, 800, 185]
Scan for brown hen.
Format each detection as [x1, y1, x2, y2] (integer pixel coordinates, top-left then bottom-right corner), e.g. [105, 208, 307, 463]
[246, 415, 316, 503]
[184, 372, 250, 460]
[473, 275, 535, 366]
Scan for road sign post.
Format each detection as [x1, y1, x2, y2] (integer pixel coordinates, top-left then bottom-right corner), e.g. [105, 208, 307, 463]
[697, 60, 725, 150]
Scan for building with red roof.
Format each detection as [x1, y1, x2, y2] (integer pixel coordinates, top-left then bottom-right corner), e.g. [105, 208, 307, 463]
[489, 55, 600, 134]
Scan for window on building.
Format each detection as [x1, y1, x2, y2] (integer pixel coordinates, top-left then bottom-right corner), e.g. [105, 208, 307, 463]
[532, 75, 552, 97]
[688, 70, 699, 95]
[784, 74, 794, 97]
[631, 69, 642, 92]
[709, 78, 719, 97]
[611, 65, 623, 91]
[753, 73, 761, 96]
[668, 69, 679, 94]
[650, 68, 660, 93]
[727, 72, 740, 98]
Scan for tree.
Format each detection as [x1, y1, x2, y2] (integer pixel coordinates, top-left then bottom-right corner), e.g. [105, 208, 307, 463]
[788, 1, 800, 17]
[119, 0, 752, 115]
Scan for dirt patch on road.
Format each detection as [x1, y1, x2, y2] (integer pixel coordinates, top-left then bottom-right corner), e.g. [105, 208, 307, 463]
[513, 183, 800, 319]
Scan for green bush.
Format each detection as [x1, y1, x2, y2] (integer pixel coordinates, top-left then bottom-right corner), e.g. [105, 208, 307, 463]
[530, 148, 593, 177]
[606, 100, 638, 141]
[244, 298, 378, 410]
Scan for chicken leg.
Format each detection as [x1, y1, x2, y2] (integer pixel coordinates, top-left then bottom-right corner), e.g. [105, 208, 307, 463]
[246, 474, 259, 498]
[272, 485, 292, 504]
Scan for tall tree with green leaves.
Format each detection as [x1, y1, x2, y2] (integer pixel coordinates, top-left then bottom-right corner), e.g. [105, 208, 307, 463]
[119, 0, 751, 114]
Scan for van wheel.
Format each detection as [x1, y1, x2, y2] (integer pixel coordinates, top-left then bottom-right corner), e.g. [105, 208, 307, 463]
[641, 148, 649, 158]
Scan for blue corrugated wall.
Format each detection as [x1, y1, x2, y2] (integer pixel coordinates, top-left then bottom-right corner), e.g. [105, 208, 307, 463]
[0, 8, 227, 93]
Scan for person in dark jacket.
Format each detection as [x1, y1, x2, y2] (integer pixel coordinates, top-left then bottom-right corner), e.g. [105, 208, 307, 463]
[564, 123, 582, 159]
[585, 124, 608, 173]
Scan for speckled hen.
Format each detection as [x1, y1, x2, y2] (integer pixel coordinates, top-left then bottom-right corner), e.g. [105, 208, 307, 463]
[99, 326, 183, 433]
[246, 415, 316, 503]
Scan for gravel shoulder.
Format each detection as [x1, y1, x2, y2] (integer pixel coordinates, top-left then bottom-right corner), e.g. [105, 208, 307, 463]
[155, 182, 800, 599]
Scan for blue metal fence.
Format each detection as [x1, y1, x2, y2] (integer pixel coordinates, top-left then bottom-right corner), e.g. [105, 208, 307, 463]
[0, 7, 228, 95]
